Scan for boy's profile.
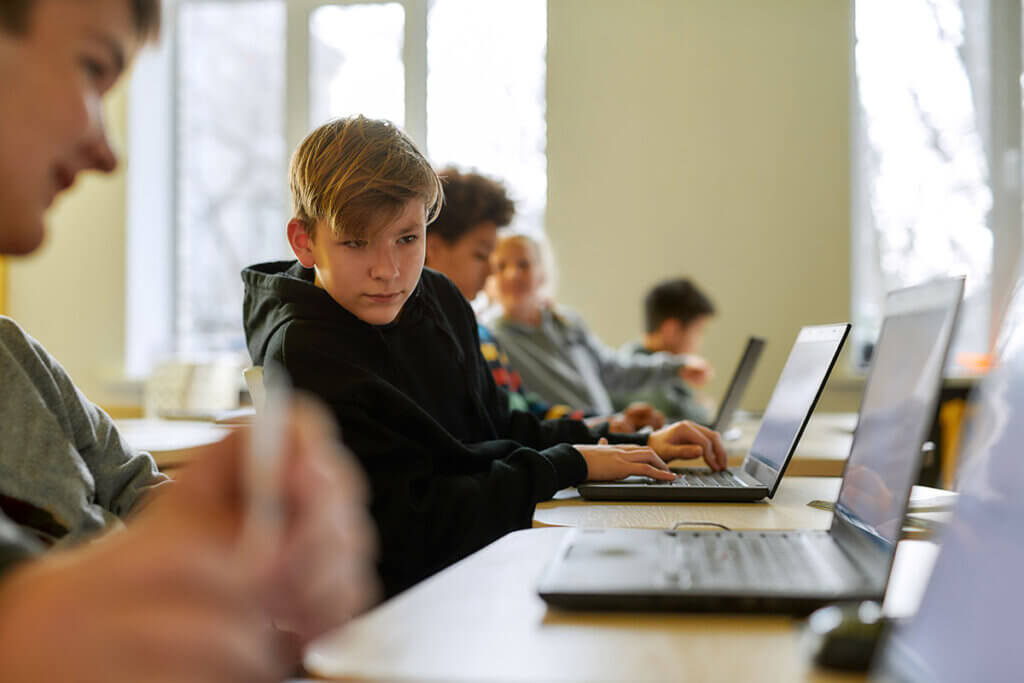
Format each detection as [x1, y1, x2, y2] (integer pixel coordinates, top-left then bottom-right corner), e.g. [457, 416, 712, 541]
[243, 116, 727, 596]
[0, 1, 376, 679]
[615, 278, 717, 423]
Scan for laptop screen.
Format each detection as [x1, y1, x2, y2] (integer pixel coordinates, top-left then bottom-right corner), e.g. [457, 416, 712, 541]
[875, 281, 1023, 682]
[710, 336, 765, 432]
[745, 324, 848, 480]
[832, 278, 963, 546]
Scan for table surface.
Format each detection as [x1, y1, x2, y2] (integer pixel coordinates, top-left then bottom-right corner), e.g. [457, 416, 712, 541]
[115, 418, 233, 469]
[305, 526, 937, 682]
[535, 476, 841, 530]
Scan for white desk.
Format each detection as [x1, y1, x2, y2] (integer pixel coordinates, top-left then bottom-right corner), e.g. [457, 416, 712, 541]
[115, 418, 234, 469]
[306, 527, 935, 682]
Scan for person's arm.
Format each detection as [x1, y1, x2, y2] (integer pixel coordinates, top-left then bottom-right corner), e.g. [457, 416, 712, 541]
[0, 319, 168, 519]
[327, 391, 587, 595]
[570, 312, 688, 394]
[479, 323, 584, 421]
[469, 311, 647, 450]
[0, 514, 41, 580]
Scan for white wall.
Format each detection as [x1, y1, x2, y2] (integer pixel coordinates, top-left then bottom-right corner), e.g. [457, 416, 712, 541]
[547, 0, 857, 411]
[5, 1, 858, 411]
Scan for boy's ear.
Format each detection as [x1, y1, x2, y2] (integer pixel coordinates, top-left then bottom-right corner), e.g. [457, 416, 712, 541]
[287, 218, 317, 268]
[424, 233, 444, 266]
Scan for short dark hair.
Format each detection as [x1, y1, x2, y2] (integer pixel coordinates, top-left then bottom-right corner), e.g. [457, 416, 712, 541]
[428, 167, 515, 244]
[644, 278, 715, 332]
[0, 0, 162, 39]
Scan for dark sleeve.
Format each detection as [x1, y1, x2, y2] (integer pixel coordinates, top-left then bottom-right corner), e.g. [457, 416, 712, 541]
[266, 328, 590, 596]
[334, 393, 585, 595]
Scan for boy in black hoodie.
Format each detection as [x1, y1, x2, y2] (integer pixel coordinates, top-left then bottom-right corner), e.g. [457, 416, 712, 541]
[242, 116, 727, 596]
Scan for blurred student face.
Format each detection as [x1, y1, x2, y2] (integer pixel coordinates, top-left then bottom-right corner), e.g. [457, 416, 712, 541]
[490, 237, 545, 317]
[0, 0, 136, 255]
[425, 222, 498, 300]
[663, 314, 712, 355]
[289, 198, 427, 326]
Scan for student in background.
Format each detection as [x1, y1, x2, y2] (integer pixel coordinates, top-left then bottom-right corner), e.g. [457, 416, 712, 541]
[242, 116, 726, 597]
[614, 278, 716, 424]
[0, 2, 376, 680]
[483, 232, 711, 416]
[425, 166, 663, 432]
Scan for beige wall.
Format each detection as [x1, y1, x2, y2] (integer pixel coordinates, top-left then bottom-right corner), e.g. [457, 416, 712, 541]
[6, 80, 129, 403]
[547, 0, 858, 411]
[5, 1, 859, 411]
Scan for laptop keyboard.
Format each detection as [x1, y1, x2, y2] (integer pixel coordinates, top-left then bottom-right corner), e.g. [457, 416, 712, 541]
[663, 531, 862, 591]
[654, 469, 748, 487]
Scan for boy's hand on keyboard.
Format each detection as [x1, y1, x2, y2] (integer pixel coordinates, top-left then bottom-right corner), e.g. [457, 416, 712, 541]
[647, 421, 727, 471]
[575, 439, 676, 482]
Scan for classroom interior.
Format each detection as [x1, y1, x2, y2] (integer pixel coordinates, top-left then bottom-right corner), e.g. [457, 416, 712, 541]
[1, 1, 1017, 679]
[1, 0, 860, 416]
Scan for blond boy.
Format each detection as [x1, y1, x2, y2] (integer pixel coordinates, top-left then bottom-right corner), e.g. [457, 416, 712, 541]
[243, 116, 727, 596]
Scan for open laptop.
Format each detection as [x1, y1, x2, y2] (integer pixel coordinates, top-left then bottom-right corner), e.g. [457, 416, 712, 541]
[539, 277, 964, 615]
[708, 336, 765, 437]
[874, 278, 1024, 682]
[577, 324, 848, 502]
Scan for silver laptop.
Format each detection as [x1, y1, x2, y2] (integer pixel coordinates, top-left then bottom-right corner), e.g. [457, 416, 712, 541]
[874, 278, 1024, 682]
[539, 277, 964, 615]
[708, 336, 765, 435]
[577, 324, 848, 502]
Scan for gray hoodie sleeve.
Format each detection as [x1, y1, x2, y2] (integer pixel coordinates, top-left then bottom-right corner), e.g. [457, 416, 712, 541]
[0, 318, 167, 538]
[565, 310, 687, 395]
[0, 511, 42, 579]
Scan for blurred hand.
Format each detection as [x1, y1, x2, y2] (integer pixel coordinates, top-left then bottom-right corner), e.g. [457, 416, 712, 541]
[0, 393, 379, 682]
[0, 436, 286, 683]
[575, 438, 675, 481]
[647, 420, 727, 471]
[261, 394, 379, 643]
[621, 402, 666, 430]
[678, 356, 712, 387]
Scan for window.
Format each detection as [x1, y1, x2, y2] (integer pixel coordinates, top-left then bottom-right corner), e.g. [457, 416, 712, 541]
[852, 0, 1021, 371]
[128, 0, 546, 374]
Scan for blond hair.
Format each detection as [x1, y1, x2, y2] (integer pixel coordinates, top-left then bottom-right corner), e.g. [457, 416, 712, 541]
[289, 116, 443, 240]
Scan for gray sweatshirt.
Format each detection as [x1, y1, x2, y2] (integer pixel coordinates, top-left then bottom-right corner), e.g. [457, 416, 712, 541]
[0, 317, 168, 576]
[482, 306, 687, 415]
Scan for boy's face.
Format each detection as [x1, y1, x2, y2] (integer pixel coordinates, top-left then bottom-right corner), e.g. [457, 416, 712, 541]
[490, 238, 545, 314]
[663, 314, 711, 355]
[292, 198, 427, 326]
[425, 221, 498, 301]
[0, 0, 137, 255]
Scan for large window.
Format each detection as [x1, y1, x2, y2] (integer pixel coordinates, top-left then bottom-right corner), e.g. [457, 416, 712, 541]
[852, 0, 1021, 370]
[128, 0, 546, 374]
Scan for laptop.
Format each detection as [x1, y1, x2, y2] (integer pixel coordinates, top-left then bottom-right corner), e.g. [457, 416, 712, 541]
[577, 324, 848, 502]
[539, 276, 964, 615]
[708, 336, 765, 437]
[873, 278, 1024, 682]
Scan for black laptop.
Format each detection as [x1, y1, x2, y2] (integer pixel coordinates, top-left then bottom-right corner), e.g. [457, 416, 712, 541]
[539, 277, 964, 615]
[577, 324, 848, 502]
[708, 336, 765, 436]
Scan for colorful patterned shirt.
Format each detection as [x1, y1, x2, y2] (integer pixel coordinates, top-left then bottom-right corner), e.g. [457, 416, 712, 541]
[478, 324, 585, 420]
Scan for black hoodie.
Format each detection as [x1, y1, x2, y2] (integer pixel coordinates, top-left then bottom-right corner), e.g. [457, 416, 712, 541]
[242, 261, 644, 596]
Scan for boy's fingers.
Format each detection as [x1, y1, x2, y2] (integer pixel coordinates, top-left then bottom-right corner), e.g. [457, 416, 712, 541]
[661, 443, 704, 461]
[625, 450, 670, 471]
[639, 464, 676, 481]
